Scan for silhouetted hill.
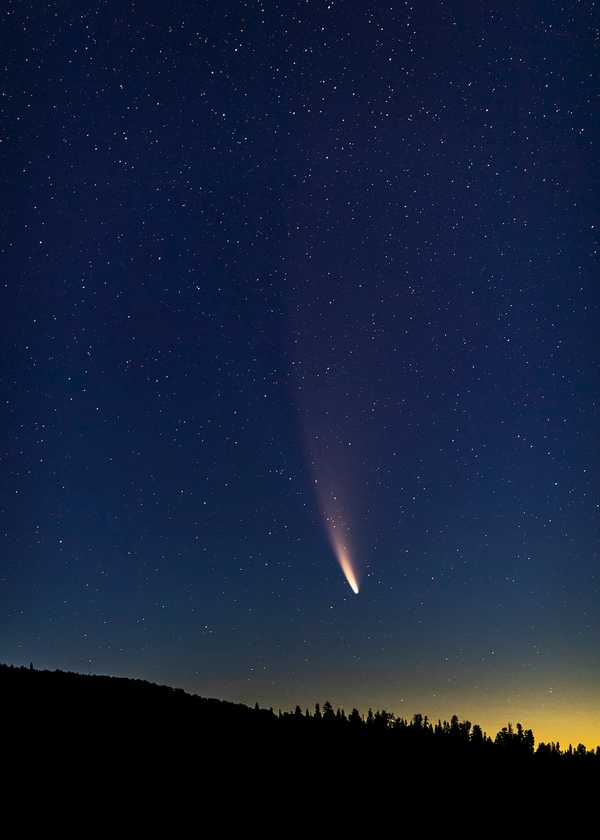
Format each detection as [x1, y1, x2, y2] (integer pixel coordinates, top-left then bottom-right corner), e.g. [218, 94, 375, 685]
[3, 662, 598, 782]
[1, 661, 258, 724]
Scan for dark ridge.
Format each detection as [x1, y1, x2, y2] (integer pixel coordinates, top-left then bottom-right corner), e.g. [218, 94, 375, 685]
[3, 662, 598, 779]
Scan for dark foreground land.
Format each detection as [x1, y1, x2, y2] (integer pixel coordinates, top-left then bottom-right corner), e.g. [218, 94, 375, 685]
[3, 662, 598, 785]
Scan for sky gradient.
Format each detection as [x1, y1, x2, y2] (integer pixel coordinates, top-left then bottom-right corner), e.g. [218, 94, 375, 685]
[3, 1, 599, 748]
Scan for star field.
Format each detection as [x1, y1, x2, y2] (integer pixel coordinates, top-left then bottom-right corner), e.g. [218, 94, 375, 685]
[2, 2, 599, 746]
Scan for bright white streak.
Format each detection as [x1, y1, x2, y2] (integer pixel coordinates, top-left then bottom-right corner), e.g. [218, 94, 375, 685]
[328, 526, 360, 595]
[310, 474, 361, 594]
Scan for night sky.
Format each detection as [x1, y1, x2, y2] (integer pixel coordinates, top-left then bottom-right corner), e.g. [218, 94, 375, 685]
[3, 2, 599, 747]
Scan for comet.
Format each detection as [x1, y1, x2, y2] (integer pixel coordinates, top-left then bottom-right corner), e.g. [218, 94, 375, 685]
[325, 515, 360, 594]
[334, 538, 360, 594]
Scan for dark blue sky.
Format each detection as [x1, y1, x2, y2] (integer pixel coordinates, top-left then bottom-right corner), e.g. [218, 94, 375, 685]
[3, 1, 599, 746]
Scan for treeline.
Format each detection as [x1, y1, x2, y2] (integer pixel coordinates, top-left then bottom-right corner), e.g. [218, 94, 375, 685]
[2, 663, 598, 774]
[272, 702, 599, 768]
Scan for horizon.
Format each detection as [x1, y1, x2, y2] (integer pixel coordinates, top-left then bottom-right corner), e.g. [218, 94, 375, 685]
[7, 659, 598, 750]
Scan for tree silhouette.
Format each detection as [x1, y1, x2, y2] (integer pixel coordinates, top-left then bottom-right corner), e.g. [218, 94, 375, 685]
[1, 662, 598, 777]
